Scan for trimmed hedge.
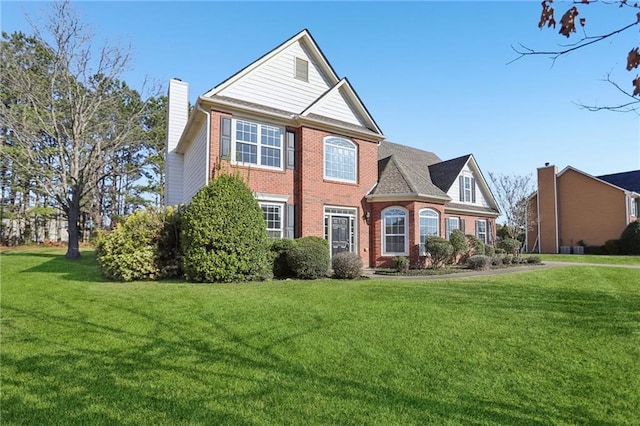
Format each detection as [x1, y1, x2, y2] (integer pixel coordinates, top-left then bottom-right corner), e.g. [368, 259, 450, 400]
[498, 238, 521, 255]
[332, 251, 363, 279]
[450, 229, 469, 261]
[181, 174, 271, 283]
[287, 236, 330, 279]
[425, 236, 453, 269]
[467, 255, 491, 270]
[393, 256, 409, 273]
[620, 220, 640, 255]
[466, 234, 485, 256]
[270, 238, 297, 278]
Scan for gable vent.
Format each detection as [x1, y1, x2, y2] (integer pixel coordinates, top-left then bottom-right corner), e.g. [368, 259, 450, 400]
[294, 57, 309, 82]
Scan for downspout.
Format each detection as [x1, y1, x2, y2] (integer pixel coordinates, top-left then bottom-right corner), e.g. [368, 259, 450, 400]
[624, 191, 630, 225]
[197, 103, 211, 185]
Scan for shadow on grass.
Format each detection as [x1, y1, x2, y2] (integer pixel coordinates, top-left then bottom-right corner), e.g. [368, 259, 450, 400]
[2, 290, 628, 425]
[10, 250, 107, 283]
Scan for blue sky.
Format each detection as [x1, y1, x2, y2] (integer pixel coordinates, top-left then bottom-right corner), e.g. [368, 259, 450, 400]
[3, 1, 639, 180]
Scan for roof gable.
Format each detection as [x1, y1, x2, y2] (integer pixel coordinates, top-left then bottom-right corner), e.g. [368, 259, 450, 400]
[558, 166, 637, 193]
[597, 170, 640, 193]
[428, 155, 471, 193]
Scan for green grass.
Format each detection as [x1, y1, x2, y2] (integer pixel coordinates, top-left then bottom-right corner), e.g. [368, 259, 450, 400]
[538, 253, 640, 265]
[2, 247, 639, 425]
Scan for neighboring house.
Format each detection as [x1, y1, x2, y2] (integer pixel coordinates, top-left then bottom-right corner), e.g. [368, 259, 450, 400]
[526, 164, 640, 253]
[165, 29, 499, 267]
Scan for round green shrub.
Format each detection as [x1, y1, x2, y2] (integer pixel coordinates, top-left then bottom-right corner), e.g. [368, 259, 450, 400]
[466, 234, 485, 256]
[502, 254, 513, 265]
[332, 251, 363, 279]
[491, 256, 503, 267]
[269, 238, 297, 278]
[484, 244, 495, 256]
[498, 238, 521, 255]
[619, 221, 640, 255]
[425, 236, 453, 269]
[286, 236, 330, 279]
[95, 207, 182, 282]
[526, 255, 542, 264]
[467, 255, 490, 270]
[181, 174, 271, 283]
[393, 256, 409, 273]
[450, 229, 469, 261]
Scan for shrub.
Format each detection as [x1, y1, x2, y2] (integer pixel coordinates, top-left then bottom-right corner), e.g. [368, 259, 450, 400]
[450, 229, 469, 262]
[181, 174, 271, 283]
[95, 207, 182, 282]
[393, 256, 409, 273]
[526, 255, 542, 264]
[287, 236, 330, 279]
[332, 251, 363, 279]
[498, 238, 521, 255]
[619, 220, 640, 255]
[604, 239, 621, 255]
[425, 237, 453, 269]
[467, 255, 491, 270]
[585, 245, 606, 255]
[484, 244, 495, 256]
[491, 256, 503, 267]
[270, 238, 297, 278]
[502, 255, 513, 265]
[465, 234, 485, 256]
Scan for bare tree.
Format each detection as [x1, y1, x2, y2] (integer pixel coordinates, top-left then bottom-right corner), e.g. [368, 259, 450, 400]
[511, 0, 640, 113]
[488, 173, 534, 241]
[0, 1, 155, 258]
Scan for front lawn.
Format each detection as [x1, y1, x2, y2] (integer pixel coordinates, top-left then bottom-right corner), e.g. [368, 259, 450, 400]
[2, 247, 639, 425]
[538, 253, 640, 265]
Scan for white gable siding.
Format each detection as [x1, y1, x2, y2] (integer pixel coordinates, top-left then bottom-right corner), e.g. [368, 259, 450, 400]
[217, 41, 331, 113]
[182, 123, 208, 204]
[306, 86, 365, 126]
[447, 164, 491, 208]
[165, 79, 189, 206]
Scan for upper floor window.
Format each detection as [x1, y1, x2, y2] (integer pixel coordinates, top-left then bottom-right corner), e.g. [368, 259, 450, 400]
[234, 119, 283, 169]
[459, 175, 476, 203]
[419, 209, 439, 255]
[382, 207, 408, 256]
[324, 137, 357, 183]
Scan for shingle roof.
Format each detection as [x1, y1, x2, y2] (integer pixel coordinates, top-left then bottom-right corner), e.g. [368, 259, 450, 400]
[371, 141, 448, 199]
[428, 155, 472, 193]
[596, 170, 640, 193]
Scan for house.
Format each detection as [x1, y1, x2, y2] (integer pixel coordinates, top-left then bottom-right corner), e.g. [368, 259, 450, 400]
[165, 29, 499, 267]
[525, 164, 640, 253]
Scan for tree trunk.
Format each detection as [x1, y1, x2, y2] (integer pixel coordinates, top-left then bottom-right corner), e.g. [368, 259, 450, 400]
[65, 197, 81, 259]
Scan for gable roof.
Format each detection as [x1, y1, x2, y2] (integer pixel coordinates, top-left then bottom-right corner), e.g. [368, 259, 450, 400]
[428, 155, 472, 193]
[558, 166, 640, 194]
[597, 170, 640, 193]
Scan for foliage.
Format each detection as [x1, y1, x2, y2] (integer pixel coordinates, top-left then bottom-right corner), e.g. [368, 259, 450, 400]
[392, 256, 409, 273]
[425, 236, 453, 269]
[604, 239, 621, 256]
[286, 236, 330, 279]
[484, 244, 496, 257]
[619, 220, 640, 255]
[526, 255, 542, 265]
[181, 174, 271, 283]
[95, 207, 182, 281]
[585, 245, 606, 255]
[491, 256, 503, 267]
[449, 229, 468, 261]
[467, 255, 491, 270]
[466, 234, 485, 256]
[517, 1, 640, 112]
[498, 238, 521, 256]
[269, 238, 297, 278]
[331, 251, 363, 279]
[502, 255, 513, 265]
[488, 173, 533, 240]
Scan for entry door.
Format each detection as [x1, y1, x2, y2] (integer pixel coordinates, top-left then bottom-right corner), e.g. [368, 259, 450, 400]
[331, 216, 350, 256]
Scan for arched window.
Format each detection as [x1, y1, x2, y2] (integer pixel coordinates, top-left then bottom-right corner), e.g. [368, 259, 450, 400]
[324, 137, 357, 182]
[419, 209, 439, 255]
[382, 207, 408, 255]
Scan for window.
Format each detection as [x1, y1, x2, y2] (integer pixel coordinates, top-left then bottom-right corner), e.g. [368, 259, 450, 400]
[476, 219, 487, 243]
[464, 176, 472, 202]
[382, 207, 408, 255]
[260, 203, 283, 239]
[324, 137, 357, 183]
[632, 198, 639, 217]
[445, 217, 459, 239]
[459, 175, 476, 203]
[294, 57, 309, 82]
[419, 209, 439, 255]
[234, 119, 283, 168]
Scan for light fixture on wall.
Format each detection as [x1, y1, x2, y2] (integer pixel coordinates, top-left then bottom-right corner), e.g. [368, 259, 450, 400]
[364, 211, 371, 225]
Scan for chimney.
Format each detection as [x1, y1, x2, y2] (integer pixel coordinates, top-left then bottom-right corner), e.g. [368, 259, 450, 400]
[165, 78, 189, 206]
[537, 163, 558, 253]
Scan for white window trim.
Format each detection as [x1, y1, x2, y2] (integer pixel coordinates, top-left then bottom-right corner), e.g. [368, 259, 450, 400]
[231, 118, 284, 171]
[382, 206, 409, 256]
[259, 201, 284, 240]
[446, 217, 459, 240]
[323, 136, 358, 183]
[476, 219, 487, 244]
[419, 208, 440, 256]
[324, 206, 358, 255]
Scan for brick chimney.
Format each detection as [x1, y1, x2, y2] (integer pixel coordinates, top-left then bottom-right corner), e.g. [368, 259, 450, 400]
[537, 164, 558, 253]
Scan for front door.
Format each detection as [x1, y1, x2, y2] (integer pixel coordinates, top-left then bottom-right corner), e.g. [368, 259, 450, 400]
[331, 216, 350, 256]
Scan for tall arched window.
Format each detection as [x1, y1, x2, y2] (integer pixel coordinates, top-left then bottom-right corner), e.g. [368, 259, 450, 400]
[419, 209, 440, 255]
[324, 137, 357, 182]
[382, 207, 408, 255]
